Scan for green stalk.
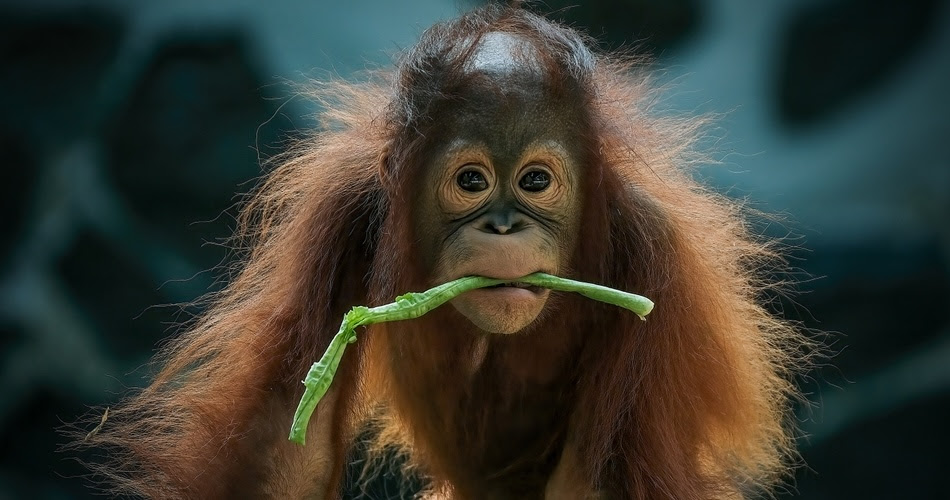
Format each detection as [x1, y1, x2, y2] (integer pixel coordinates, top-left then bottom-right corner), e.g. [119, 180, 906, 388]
[288, 272, 653, 445]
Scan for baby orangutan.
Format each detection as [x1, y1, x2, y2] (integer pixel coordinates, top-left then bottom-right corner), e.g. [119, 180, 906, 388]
[81, 5, 804, 499]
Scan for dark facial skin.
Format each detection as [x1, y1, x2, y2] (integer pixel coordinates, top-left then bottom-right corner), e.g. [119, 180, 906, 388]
[412, 33, 584, 334]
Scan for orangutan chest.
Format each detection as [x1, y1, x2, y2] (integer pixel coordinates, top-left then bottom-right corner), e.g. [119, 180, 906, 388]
[445, 374, 575, 487]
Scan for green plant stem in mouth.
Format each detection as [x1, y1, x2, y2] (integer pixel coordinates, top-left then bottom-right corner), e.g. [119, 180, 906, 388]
[288, 272, 654, 445]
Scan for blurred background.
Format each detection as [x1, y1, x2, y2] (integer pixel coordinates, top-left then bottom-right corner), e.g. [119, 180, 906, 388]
[1, 0, 948, 498]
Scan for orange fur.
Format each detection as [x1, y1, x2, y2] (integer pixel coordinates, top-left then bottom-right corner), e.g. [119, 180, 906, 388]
[76, 6, 805, 499]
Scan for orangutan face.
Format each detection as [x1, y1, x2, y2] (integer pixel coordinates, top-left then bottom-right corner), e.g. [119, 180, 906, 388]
[412, 33, 584, 334]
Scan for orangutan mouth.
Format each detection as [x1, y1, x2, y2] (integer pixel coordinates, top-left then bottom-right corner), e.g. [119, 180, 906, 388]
[485, 282, 544, 293]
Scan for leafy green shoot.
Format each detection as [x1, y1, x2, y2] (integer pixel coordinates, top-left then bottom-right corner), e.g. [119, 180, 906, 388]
[288, 273, 654, 445]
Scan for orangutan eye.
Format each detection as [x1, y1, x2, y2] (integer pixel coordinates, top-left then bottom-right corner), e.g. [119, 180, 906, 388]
[518, 170, 550, 192]
[457, 170, 488, 192]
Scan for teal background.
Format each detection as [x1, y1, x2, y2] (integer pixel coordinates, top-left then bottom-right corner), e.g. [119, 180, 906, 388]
[1, 0, 948, 498]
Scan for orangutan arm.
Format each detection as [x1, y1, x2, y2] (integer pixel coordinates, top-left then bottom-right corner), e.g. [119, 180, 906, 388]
[261, 389, 344, 499]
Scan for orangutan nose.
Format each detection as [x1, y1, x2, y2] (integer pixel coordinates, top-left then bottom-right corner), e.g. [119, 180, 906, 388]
[477, 210, 527, 235]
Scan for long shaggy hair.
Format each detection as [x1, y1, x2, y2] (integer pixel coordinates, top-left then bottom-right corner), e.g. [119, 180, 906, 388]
[72, 5, 807, 499]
